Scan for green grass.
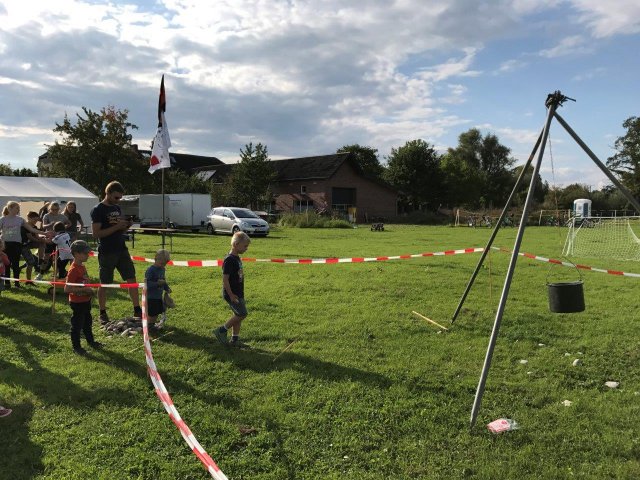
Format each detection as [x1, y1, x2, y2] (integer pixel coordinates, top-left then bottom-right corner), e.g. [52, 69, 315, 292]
[1, 225, 639, 479]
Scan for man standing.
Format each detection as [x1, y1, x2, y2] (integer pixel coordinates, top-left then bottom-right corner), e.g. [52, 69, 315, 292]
[91, 181, 142, 323]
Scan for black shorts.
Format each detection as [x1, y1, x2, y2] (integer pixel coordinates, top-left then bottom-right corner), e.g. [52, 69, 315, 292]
[98, 249, 135, 284]
[147, 298, 165, 317]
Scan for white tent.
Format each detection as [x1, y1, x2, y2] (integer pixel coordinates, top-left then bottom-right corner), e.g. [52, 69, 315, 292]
[0, 176, 99, 230]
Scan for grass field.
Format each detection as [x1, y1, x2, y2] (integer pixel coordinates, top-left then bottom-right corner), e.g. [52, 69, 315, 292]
[1, 225, 639, 479]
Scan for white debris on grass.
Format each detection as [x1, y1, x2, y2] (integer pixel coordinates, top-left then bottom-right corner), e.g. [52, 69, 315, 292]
[605, 381, 619, 389]
[538, 343, 545, 347]
[562, 400, 573, 407]
[572, 359, 582, 367]
[519, 359, 528, 364]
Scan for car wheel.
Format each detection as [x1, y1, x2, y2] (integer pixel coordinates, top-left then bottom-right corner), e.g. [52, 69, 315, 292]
[207, 224, 214, 235]
[232, 225, 240, 234]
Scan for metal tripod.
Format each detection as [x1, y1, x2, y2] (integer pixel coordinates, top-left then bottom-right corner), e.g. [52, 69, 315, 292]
[456, 91, 640, 428]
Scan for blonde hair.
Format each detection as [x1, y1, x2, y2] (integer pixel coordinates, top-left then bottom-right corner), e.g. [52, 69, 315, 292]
[3, 201, 19, 216]
[155, 249, 171, 263]
[231, 231, 250, 247]
[48, 202, 60, 212]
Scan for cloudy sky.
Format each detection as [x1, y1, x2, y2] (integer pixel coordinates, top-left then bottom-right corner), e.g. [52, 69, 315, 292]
[1, 0, 639, 188]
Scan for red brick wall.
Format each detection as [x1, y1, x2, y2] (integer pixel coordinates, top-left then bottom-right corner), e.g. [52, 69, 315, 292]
[272, 162, 397, 222]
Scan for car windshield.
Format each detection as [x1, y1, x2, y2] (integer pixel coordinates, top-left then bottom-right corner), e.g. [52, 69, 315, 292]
[231, 208, 259, 219]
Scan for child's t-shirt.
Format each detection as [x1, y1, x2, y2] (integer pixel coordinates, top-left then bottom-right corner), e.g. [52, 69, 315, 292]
[0, 216, 25, 243]
[145, 264, 168, 300]
[222, 253, 244, 299]
[66, 262, 91, 303]
[53, 232, 73, 261]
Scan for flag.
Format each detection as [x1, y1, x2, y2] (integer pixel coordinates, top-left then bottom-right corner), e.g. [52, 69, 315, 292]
[149, 75, 172, 174]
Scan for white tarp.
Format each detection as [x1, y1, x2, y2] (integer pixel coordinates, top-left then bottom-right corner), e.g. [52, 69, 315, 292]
[0, 176, 99, 230]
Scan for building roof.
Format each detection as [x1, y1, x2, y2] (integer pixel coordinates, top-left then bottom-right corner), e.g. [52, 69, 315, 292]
[0, 176, 97, 200]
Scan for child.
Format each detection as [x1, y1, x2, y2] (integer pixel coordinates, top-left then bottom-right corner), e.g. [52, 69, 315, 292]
[64, 240, 102, 355]
[144, 249, 171, 328]
[0, 239, 10, 295]
[62, 201, 84, 241]
[213, 231, 251, 348]
[52, 221, 74, 279]
[21, 211, 47, 283]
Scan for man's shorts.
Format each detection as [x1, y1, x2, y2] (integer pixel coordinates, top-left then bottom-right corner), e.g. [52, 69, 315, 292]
[225, 297, 248, 317]
[98, 249, 136, 284]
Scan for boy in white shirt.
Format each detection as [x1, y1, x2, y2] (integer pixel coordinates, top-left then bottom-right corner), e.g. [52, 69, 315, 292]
[52, 221, 74, 279]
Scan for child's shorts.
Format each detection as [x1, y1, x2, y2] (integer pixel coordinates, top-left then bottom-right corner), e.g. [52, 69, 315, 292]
[225, 297, 248, 317]
[147, 298, 165, 317]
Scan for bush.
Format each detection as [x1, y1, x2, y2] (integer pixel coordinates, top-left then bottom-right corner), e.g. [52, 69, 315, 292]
[278, 212, 352, 228]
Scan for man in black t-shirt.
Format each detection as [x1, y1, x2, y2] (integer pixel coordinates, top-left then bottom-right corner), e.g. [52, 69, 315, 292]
[90, 181, 141, 323]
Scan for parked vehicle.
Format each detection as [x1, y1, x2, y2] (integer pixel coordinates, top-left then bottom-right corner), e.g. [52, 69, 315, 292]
[120, 193, 211, 231]
[207, 207, 270, 236]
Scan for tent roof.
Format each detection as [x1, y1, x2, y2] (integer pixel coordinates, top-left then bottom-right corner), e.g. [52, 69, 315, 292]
[0, 176, 97, 201]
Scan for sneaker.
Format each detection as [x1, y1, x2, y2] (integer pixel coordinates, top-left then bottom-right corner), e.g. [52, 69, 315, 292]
[229, 339, 250, 349]
[99, 312, 109, 325]
[213, 327, 228, 345]
[73, 347, 88, 356]
[0, 407, 12, 418]
[89, 341, 104, 350]
[34, 274, 43, 281]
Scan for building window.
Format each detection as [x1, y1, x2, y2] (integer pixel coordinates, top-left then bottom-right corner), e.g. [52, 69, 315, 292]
[301, 185, 307, 194]
[294, 199, 314, 212]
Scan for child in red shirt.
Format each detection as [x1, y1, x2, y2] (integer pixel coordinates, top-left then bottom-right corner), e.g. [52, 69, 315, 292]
[64, 240, 102, 355]
[0, 239, 10, 294]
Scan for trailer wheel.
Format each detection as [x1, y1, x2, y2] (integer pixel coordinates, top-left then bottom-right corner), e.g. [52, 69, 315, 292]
[207, 224, 215, 235]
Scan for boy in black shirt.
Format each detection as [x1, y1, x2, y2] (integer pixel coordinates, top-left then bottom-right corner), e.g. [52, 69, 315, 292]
[213, 231, 251, 348]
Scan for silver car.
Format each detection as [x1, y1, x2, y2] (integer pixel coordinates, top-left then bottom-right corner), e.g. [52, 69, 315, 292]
[206, 207, 270, 236]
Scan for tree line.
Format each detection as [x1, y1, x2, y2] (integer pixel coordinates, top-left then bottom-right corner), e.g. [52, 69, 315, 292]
[4, 106, 638, 215]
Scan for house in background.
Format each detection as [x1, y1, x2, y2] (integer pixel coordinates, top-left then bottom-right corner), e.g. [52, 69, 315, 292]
[37, 146, 223, 177]
[197, 152, 398, 223]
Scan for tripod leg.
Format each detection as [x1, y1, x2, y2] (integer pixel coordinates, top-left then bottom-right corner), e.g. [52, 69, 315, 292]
[451, 129, 544, 323]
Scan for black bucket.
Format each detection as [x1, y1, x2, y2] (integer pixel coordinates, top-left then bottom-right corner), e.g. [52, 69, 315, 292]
[547, 281, 585, 313]
[546, 261, 585, 313]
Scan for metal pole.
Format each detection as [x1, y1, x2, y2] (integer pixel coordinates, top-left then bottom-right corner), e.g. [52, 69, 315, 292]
[451, 129, 544, 323]
[469, 98, 559, 429]
[161, 167, 166, 230]
[553, 112, 640, 214]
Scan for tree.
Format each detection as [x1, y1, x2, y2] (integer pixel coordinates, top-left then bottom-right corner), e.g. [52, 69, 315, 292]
[46, 106, 151, 196]
[445, 128, 516, 208]
[511, 164, 548, 207]
[0, 164, 38, 176]
[383, 139, 442, 210]
[337, 144, 384, 178]
[221, 143, 276, 209]
[606, 116, 640, 198]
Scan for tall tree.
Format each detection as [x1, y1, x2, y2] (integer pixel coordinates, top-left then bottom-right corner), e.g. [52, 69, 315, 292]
[46, 106, 151, 195]
[337, 144, 384, 178]
[445, 128, 515, 208]
[383, 139, 442, 209]
[606, 116, 640, 198]
[511, 164, 548, 207]
[0, 164, 38, 176]
[224, 142, 276, 209]
[0, 163, 14, 176]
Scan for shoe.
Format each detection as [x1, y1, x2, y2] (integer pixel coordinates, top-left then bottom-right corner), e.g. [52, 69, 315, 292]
[213, 328, 228, 345]
[0, 407, 12, 418]
[73, 347, 88, 356]
[35, 274, 43, 281]
[99, 312, 109, 325]
[229, 339, 250, 349]
[89, 342, 103, 350]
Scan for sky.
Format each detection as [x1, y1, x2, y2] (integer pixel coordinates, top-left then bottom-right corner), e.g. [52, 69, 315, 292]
[0, 0, 639, 189]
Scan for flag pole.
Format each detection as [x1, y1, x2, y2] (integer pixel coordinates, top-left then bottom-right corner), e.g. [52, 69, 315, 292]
[162, 167, 166, 229]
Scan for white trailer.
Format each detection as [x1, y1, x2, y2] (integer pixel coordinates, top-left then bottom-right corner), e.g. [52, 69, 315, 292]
[167, 193, 211, 231]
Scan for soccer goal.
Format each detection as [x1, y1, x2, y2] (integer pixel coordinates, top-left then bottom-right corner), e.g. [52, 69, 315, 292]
[563, 216, 640, 261]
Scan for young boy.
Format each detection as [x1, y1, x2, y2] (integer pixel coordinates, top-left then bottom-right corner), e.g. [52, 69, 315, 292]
[64, 240, 102, 355]
[21, 211, 47, 283]
[52, 221, 74, 279]
[213, 231, 251, 348]
[144, 249, 171, 328]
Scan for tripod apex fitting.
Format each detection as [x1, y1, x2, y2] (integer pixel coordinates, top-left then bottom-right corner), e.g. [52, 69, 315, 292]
[545, 90, 576, 109]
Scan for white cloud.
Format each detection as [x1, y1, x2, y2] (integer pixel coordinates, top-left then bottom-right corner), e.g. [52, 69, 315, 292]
[570, 0, 640, 37]
[538, 35, 593, 58]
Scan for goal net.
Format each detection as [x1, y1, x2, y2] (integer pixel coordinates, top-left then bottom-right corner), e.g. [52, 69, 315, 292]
[563, 216, 640, 261]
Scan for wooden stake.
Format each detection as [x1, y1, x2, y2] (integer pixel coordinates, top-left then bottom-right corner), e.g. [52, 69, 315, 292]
[272, 337, 298, 363]
[51, 250, 58, 315]
[411, 311, 449, 331]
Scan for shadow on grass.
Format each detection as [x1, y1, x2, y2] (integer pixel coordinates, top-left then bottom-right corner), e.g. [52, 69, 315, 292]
[0, 402, 44, 480]
[162, 325, 392, 389]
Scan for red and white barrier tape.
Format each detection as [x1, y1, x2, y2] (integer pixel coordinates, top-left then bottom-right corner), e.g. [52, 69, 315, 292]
[88, 247, 486, 267]
[141, 286, 228, 480]
[492, 247, 640, 278]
